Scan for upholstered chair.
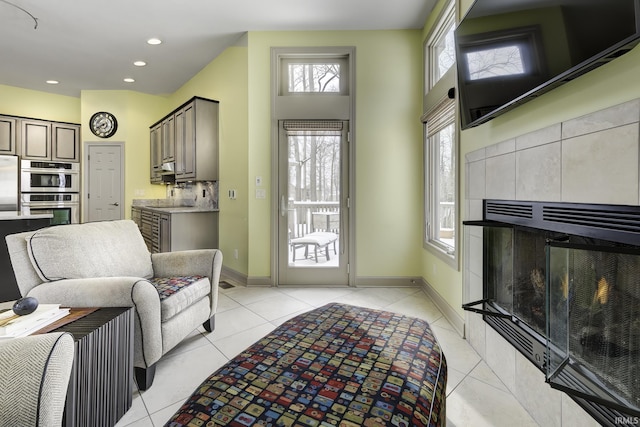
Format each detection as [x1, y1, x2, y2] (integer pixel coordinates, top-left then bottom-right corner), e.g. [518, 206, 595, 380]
[0, 332, 75, 426]
[5, 219, 222, 390]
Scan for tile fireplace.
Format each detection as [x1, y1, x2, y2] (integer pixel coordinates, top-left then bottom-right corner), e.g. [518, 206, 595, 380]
[464, 200, 640, 425]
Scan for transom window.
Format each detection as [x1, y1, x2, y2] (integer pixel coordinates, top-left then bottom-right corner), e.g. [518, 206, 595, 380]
[426, 2, 456, 92]
[280, 57, 349, 95]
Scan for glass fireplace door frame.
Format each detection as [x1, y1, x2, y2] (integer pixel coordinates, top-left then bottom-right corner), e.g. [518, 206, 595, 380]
[546, 240, 640, 418]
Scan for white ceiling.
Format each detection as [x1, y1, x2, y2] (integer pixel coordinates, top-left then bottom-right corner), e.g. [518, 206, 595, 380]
[0, 0, 436, 98]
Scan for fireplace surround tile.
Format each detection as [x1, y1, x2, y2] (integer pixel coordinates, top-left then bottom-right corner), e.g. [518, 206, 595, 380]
[561, 99, 640, 140]
[485, 153, 516, 200]
[466, 159, 486, 200]
[514, 351, 563, 427]
[516, 123, 561, 151]
[515, 141, 562, 201]
[485, 138, 515, 158]
[561, 123, 639, 204]
[485, 326, 517, 393]
[467, 311, 486, 359]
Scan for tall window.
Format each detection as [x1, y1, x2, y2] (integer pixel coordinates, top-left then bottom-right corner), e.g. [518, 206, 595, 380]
[423, 0, 458, 268]
[424, 99, 456, 255]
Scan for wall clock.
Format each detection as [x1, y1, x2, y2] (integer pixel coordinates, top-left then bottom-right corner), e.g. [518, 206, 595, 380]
[90, 111, 118, 138]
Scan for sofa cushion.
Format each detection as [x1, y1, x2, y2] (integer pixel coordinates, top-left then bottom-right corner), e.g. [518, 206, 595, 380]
[148, 276, 211, 321]
[26, 220, 153, 282]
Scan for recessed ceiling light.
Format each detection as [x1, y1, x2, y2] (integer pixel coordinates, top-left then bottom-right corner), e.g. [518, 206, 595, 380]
[134, 61, 147, 67]
[147, 38, 162, 45]
[124, 78, 135, 83]
[46, 80, 59, 85]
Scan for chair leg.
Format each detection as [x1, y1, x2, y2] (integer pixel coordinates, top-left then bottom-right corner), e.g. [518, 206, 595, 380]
[202, 315, 215, 333]
[135, 364, 156, 391]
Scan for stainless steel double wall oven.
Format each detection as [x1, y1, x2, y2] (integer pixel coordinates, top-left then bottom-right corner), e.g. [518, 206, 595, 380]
[20, 160, 79, 224]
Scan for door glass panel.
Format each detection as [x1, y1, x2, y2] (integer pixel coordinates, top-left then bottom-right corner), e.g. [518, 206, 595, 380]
[287, 129, 341, 268]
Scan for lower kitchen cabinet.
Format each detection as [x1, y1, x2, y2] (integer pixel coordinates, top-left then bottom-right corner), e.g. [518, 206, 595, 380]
[131, 207, 218, 253]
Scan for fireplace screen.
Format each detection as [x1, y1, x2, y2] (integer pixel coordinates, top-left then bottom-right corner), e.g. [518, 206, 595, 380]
[546, 241, 640, 416]
[485, 225, 548, 337]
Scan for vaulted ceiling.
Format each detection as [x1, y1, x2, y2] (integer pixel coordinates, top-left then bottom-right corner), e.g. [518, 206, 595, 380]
[0, 0, 435, 97]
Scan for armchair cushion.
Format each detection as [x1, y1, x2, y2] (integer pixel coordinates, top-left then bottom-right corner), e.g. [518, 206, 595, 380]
[149, 275, 210, 321]
[26, 220, 153, 282]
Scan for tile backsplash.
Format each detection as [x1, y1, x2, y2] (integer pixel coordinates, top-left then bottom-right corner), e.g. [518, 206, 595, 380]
[166, 181, 219, 209]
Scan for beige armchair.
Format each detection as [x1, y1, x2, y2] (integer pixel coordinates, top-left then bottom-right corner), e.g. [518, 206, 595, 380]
[0, 332, 75, 427]
[5, 220, 222, 390]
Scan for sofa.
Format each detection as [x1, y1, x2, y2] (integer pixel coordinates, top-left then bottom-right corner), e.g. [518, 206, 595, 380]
[0, 332, 75, 427]
[5, 219, 222, 390]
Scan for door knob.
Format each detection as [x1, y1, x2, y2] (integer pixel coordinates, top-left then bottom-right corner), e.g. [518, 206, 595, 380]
[111, 202, 120, 206]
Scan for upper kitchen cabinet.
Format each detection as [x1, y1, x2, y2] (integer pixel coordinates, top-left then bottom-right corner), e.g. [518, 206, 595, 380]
[21, 119, 80, 162]
[0, 116, 17, 154]
[175, 97, 219, 182]
[150, 96, 219, 184]
[52, 122, 80, 162]
[150, 123, 162, 183]
[161, 115, 175, 163]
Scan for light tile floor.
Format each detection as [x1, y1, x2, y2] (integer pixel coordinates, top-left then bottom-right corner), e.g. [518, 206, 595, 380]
[115, 285, 540, 427]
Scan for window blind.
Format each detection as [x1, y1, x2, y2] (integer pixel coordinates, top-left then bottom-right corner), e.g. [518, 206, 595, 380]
[282, 120, 343, 131]
[421, 97, 455, 137]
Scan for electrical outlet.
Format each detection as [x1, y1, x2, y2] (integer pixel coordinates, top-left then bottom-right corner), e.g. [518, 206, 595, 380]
[256, 176, 263, 186]
[233, 249, 239, 259]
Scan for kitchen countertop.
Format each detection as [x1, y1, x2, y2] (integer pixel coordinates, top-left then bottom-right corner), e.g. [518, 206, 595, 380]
[134, 206, 219, 213]
[0, 211, 53, 221]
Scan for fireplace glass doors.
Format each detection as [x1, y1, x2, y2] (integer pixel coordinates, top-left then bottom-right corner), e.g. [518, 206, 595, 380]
[485, 225, 549, 337]
[546, 241, 640, 417]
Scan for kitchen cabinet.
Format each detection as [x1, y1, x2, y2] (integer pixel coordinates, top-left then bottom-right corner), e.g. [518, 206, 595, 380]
[0, 115, 17, 154]
[161, 115, 174, 163]
[150, 123, 162, 183]
[21, 119, 80, 162]
[175, 97, 218, 182]
[150, 96, 218, 184]
[131, 206, 218, 253]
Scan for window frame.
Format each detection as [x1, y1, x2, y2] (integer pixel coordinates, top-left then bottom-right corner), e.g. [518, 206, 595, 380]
[279, 56, 350, 96]
[422, 0, 459, 270]
[425, 1, 456, 94]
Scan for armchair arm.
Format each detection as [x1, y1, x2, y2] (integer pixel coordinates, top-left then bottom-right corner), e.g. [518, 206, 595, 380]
[0, 332, 74, 427]
[151, 249, 223, 314]
[27, 277, 163, 368]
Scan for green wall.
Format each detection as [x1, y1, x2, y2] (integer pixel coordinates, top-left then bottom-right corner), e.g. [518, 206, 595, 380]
[0, 84, 79, 123]
[169, 46, 250, 276]
[246, 30, 424, 280]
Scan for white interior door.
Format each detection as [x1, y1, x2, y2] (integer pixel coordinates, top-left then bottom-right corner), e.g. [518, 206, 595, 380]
[277, 120, 349, 286]
[85, 143, 124, 222]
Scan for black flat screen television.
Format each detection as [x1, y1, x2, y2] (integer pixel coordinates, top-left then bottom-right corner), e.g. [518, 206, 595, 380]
[455, 0, 640, 130]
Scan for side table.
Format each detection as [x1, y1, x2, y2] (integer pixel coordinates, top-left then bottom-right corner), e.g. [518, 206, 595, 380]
[52, 307, 134, 427]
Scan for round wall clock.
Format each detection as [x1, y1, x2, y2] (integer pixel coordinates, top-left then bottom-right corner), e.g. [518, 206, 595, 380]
[90, 111, 118, 138]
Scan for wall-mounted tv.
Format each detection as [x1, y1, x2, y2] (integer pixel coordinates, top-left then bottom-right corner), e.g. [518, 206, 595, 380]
[455, 0, 640, 130]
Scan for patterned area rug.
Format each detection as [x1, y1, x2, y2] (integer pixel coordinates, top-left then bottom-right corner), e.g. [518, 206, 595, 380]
[166, 303, 447, 427]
